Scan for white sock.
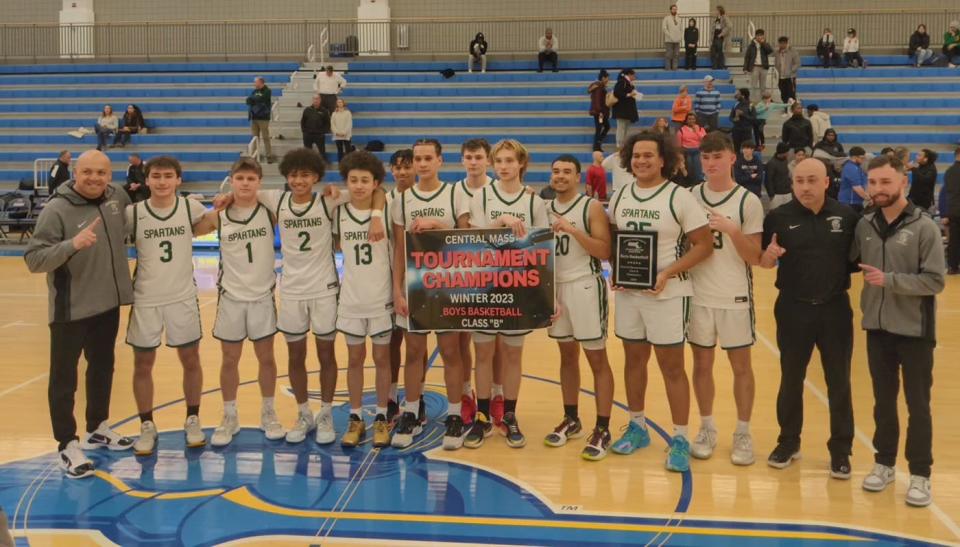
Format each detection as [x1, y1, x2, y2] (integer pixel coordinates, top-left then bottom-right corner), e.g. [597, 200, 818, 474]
[298, 402, 311, 417]
[630, 411, 646, 428]
[390, 383, 398, 402]
[491, 383, 504, 398]
[375, 406, 387, 418]
[448, 402, 462, 417]
[674, 425, 689, 439]
[701, 415, 716, 431]
[224, 400, 238, 417]
[261, 397, 275, 412]
[350, 407, 363, 418]
[404, 399, 419, 415]
[462, 381, 472, 395]
[735, 420, 750, 434]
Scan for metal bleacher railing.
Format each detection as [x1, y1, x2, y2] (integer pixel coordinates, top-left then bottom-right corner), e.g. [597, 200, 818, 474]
[0, 9, 957, 61]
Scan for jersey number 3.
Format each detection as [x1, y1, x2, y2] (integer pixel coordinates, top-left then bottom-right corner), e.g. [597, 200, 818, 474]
[159, 240, 173, 263]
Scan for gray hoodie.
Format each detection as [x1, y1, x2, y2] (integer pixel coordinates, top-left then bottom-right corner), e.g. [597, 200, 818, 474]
[852, 203, 945, 340]
[24, 182, 133, 323]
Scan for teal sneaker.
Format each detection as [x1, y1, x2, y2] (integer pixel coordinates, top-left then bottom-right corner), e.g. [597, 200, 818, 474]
[611, 421, 651, 455]
[666, 435, 691, 472]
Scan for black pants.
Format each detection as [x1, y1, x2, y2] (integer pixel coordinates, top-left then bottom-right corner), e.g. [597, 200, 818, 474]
[710, 38, 725, 69]
[696, 112, 718, 132]
[49, 307, 120, 450]
[752, 120, 766, 149]
[731, 128, 753, 151]
[774, 294, 854, 456]
[866, 330, 934, 477]
[335, 139, 352, 161]
[947, 216, 960, 270]
[303, 132, 327, 159]
[685, 47, 697, 69]
[592, 114, 610, 151]
[844, 52, 864, 68]
[778, 78, 797, 103]
[538, 51, 558, 72]
[319, 94, 337, 114]
[819, 51, 841, 68]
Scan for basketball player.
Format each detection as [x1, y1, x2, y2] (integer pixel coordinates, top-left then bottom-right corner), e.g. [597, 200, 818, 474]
[126, 156, 209, 455]
[607, 131, 714, 472]
[193, 158, 284, 447]
[334, 150, 395, 448]
[392, 138, 468, 449]
[459, 139, 550, 448]
[687, 132, 764, 465]
[542, 154, 616, 461]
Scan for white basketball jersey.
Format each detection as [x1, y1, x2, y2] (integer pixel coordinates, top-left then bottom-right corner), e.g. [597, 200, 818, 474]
[608, 180, 707, 300]
[130, 197, 199, 307]
[549, 194, 602, 283]
[391, 182, 461, 230]
[690, 182, 764, 309]
[274, 191, 339, 300]
[469, 179, 549, 229]
[452, 176, 490, 219]
[335, 202, 394, 319]
[218, 204, 276, 302]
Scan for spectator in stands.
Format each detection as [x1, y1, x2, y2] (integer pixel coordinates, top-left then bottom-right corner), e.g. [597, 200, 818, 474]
[684, 18, 699, 70]
[730, 88, 756, 151]
[468, 32, 488, 73]
[909, 24, 935, 67]
[48, 150, 71, 195]
[813, 128, 846, 183]
[612, 68, 640, 148]
[671, 152, 690, 186]
[678, 112, 707, 184]
[843, 28, 865, 68]
[313, 66, 347, 114]
[944, 147, 960, 274]
[124, 154, 149, 203]
[895, 146, 913, 170]
[881, 147, 895, 158]
[586, 151, 608, 200]
[944, 21, 960, 67]
[744, 29, 773, 100]
[662, 4, 683, 71]
[602, 147, 634, 194]
[775, 36, 801, 104]
[908, 149, 938, 211]
[787, 146, 808, 179]
[247, 76, 275, 163]
[781, 102, 813, 151]
[766, 142, 793, 208]
[734, 140, 764, 197]
[671, 84, 692, 130]
[710, 5, 732, 69]
[807, 104, 832, 142]
[112, 104, 145, 148]
[301, 94, 331, 161]
[331, 98, 354, 162]
[538, 28, 559, 72]
[95, 105, 118, 152]
[652, 117, 671, 138]
[838, 147, 868, 213]
[588, 69, 611, 151]
[694, 75, 722, 131]
[754, 90, 786, 151]
[817, 28, 840, 68]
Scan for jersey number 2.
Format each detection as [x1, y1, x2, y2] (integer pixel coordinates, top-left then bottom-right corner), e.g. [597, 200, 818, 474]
[556, 234, 570, 256]
[298, 231, 312, 251]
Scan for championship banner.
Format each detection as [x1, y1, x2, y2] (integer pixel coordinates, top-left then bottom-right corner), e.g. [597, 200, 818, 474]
[404, 228, 555, 332]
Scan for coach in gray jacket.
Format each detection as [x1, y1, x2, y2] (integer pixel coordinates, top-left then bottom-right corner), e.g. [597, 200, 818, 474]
[852, 154, 945, 508]
[24, 149, 134, 479]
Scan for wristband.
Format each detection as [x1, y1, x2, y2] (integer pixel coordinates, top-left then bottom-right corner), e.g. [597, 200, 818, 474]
[370, 210, 383, 218]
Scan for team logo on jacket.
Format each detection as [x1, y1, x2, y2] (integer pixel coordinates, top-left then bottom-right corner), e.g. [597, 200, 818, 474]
[896, 229, 914, 246]
[827, 216, 843, 233]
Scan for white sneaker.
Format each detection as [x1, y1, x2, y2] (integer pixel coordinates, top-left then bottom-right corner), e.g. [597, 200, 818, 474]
[260, 408, 286, 441]
[862, 463, 896, 492]
[906, 475, 932, 507]
[690, 426, 718, 460]
[315, 410, 336, 444]
[81, 421, 135, 451]
[133, 421, 158, 456]
[730, 431, 755, 466]
[184, 415, 206, 448]
[211, 413, 240, 447]
[285, 412, 316, 443]
[59, 440, 95, 479]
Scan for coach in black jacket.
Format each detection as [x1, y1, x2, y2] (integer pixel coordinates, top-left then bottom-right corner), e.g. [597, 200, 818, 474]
[301, 94, 331, 160]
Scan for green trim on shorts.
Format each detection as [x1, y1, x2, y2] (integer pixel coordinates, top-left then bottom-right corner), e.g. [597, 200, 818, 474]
[212, 334, 246, 343]
[277, 327, 310, 336]
[313, 328, 337, 337]
[249, 330, 278, 342]
[687, 340, 717, 349]
[478, 330, 531, 337]
[616, 335, 649, 343]
[336, 328, 367, 339]
[370, 327, 395, 338]
[127, 342, 161, 352]
[721, 342, 755, 350]
[167, 337, 201, 349]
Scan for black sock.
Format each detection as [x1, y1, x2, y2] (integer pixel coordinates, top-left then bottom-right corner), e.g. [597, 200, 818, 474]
[596, 416, 610, 431]
[139, 411, 154, 423]
[564, 404, 578, 421]
[504, 399, 517, 415]
[187, 405, 200, 418]
[478, 398, 490, 418]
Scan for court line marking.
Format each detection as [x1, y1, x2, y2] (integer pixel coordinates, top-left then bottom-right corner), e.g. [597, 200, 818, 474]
[0, 372, 47, 400]
[755, 330, 960, 542]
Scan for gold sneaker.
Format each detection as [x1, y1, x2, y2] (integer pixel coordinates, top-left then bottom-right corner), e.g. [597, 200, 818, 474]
[373, 418, 391, 448]
[341, 415, 365, 448]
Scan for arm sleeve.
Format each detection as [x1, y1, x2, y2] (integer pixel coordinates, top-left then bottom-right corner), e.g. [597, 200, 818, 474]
[887, 222, 946, 295]
[24, 207, 76, 273]
[742, 193, 764, 234]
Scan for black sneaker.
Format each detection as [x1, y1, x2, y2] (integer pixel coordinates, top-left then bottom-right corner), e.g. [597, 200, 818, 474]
[386, 399, 400, 425]
[442, 415, 467, 451]
[501, 412, 526, 448]
[766, 444, 801, 469]
[464, 412, 493, 449]
[390, 411, 423, 448]
[418, 398, 427, 425]
[830, 454, 852, 480]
